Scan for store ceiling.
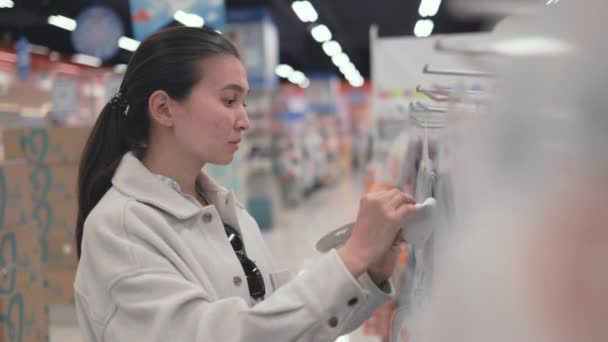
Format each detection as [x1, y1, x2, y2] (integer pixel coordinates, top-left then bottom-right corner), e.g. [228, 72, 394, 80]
[0, 0, 492, 78]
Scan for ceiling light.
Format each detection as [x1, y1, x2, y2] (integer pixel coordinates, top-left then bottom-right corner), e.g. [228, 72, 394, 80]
[0, 0, 14, 9]
[48, 15, 77, 31]
[332, 53, 350, 67]
[414, 19, 434, 37]
[349, 77, 364, 87]
[275, 64, 294, 78]
[322, 40, 342, 57]
[71, 54, 102, 67]
[311, 24, 332, 43]
[299, 78, 310, 88]
[491, 37, 571, 56]
[292, 1, 318, 23]
[339, 62, 356, 75]
[288, 71, 306, 84]
[345, 71, 362, 82]
[419, 0, 442, 17]
[118, 36, 140, 52]
[546, 0, 560, 4]
[174, 10, 204, 27]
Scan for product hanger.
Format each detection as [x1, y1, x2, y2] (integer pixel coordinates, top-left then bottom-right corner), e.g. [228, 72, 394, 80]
[408, 104, 446, 129]
[434, 38, 499, 56]
[416, 85, 483, 99]
[416, 85, 449, 102]
[410, 101, 448, 114]
[423, 64, 494, 78]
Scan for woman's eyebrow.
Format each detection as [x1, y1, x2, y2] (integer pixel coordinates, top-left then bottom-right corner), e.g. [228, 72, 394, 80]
[221, 84, 249, 94]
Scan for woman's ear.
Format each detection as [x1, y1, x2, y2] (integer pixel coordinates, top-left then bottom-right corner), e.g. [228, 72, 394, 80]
[148, 90, 174, 127]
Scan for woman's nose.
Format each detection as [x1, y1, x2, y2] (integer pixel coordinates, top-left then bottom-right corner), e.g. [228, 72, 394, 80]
[236, 108, 250, 131]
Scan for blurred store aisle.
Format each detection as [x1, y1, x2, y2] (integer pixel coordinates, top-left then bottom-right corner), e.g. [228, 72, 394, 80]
[262, 173, 380, 342]
[262, 175, 363, 274]
[50, 173, 380, 342]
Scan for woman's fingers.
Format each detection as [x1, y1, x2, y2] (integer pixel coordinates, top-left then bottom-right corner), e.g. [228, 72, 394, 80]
[388, 192, 416, 210]
[393, 203, 418, 221]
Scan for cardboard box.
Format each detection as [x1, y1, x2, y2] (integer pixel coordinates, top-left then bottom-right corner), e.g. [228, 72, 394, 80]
[29, 163, 79, 233]
[27, 163, 79, 264]
[3, 127, 91, 165]
[47, 230, 78, 270]
[29, 163, 78, 204]
[46, 268, 75, 305]
[0, 226, 43, 291]
[0, 226, 49, 342]
[0, 281, 49, 342]
[0, 161, 33, 227]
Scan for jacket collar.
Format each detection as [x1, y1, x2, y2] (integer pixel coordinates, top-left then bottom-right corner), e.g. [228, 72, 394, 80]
[112, 152, 233, 220]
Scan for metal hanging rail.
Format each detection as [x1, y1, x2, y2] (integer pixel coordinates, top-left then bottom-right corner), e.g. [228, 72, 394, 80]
[423, 64, 494, 78]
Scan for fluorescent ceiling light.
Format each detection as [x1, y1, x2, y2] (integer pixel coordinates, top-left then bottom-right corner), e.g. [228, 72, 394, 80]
[275, 64, 294, 78]
[349, 77, 364, 87]
[492, 37, 571, 56]
[332, 53, 349, 67]
[288, 71, 306, 84]
[546, 0, 560, 4]
[118, 36, 140, 52]
[174, 10, 204, 27]
[311, 24, 332, 43]
[292, 1, 318, 23]
[299, 78, 310, 88]
[322, 40, 342, 57]
[419, 0, 442, 17]
[345, 71, 362, 82]
[71, 54, 102, 67]
[339, 62, 356, 75]
[48, 15, 77, 31]
[0, 0, 14, 9]
[414, 19, 434, 37]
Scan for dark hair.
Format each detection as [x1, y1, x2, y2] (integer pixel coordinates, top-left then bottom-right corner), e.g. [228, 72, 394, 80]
[76, 26, 240, 258]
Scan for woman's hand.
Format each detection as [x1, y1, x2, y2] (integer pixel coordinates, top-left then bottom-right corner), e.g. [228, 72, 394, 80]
[338, 189, 416, 278]
[368, 234, 406, 284]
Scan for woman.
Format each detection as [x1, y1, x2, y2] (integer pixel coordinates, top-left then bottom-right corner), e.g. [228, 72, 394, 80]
[75, 26, 416, 341]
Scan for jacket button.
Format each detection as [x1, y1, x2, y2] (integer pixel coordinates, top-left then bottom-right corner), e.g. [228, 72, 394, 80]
[202, 213, 213, 223]
[233, 276, 242, 286]
[328, 316, 339, 328]
[348, 297, 359, 306]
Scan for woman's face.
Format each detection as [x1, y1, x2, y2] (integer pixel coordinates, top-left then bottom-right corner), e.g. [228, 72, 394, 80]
[171, 54, 250, 165]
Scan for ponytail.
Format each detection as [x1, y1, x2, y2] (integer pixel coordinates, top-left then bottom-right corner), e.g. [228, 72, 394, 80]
[75, 26, 239, 259]
[76, 98, 132, 258]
